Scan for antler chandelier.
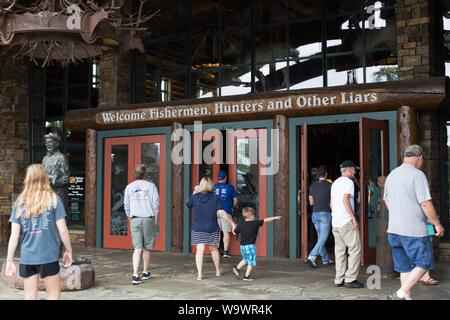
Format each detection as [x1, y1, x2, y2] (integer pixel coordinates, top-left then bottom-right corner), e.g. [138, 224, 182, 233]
[0, 0, 156, 66]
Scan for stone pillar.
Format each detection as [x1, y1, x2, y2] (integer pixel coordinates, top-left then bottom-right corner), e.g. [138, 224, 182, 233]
[85, 129, 97, 247]
[396, 0, 438, 79]
[396, 0, 446, 246]
[273, 115, 289, 258]
[98, 50, 131, 108]
[0, 63, 29, 242]
[171, 122, 184, 253]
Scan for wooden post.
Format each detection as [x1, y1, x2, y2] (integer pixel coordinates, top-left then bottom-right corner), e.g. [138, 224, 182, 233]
[171, 122, 184, 253]
[273, 115, 289, 258]
[85, 129, 97, 247]
[397, 106, 418, 164]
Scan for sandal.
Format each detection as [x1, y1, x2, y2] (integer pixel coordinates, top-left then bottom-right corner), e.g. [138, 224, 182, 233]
[419, 277, 439, 285]
[197, 275, 206, 281]
[216, 269, 224, 277]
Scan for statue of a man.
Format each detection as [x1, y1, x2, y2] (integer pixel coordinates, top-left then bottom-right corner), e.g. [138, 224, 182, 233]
[42, 132, 70, 211]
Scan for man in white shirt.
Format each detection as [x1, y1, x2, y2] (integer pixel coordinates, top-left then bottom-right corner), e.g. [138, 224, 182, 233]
[330, 160, 363, 288]
[124, 164, 160, 285]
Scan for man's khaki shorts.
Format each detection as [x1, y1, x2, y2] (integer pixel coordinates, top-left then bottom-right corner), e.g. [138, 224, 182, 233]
[218, 216, 232, 233]
[130, 217, 157, 249]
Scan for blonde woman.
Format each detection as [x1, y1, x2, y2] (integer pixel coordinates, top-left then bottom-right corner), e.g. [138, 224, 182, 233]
[186, 177, 236, 280]
[5, 164, 73, 300]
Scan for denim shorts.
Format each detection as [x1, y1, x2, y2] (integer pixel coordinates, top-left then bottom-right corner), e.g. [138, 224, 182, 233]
[388, 233, 433, 273]
[240, 244, 257, 267]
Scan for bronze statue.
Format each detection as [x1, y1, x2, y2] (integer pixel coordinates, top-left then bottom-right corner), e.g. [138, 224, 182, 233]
[42, 132, 70, 211]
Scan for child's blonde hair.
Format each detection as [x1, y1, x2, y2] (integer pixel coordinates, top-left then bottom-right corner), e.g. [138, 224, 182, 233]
[17, 164, 57, 218]
[242, 207, 256, 219]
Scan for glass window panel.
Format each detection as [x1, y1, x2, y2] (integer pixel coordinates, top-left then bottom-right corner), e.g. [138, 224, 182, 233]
[161, 73, 187, 101]
[45, 88, 64, 118]
[327, 13, 363, 55]
[110, 145, 129, 236]
[289, 58, 324, 89]
[161, 40, 187, 73]
[141, 143, 160, 190]
[45, 65, 65, 89]
[255, 62, 288, 92]
[289, 20, 322, 59]
[236, 138, 259, 217]
[161, 3, 187, 37]
[67, 85, 90, 110]
[222, 0, 251, 31]
[327, 0, 363, 15]
[255, 25, 288, 64]
[366, 50, 398, 83]
[327, 54, 364, 87]
[220, 65, 251, 96]
[255, 0, 287, 25]
[366, 128, 382, 248]
[288, 0, 321, 21]
[192, 0, 219, 28]
[221, 30, 252, 65]
[444, 11, 450, 77]
[364, 5, 396, 50]
[68, 63, 90, 86]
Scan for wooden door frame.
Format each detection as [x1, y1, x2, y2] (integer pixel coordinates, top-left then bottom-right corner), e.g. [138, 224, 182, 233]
[96, 127, 172, 249]
[182, 120, 274, 255]
[288, 112, 397, 260]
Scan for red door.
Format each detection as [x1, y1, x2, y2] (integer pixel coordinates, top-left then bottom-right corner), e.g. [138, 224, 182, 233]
[228, 129, 268, 257]
[103, 135, 166, 250]
[359, 118, 389, 265]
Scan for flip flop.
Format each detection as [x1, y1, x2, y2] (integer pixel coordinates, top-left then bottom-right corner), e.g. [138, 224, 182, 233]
[419, 277, 439, 285]
[197, 276, 206, 281]
[216, 269, 224, 277]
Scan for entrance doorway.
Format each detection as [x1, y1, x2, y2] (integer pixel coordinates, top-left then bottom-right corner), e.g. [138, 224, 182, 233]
[191, 128, 268, 257]
[103, 135, 167, 250]
[298, 118, 389, 265]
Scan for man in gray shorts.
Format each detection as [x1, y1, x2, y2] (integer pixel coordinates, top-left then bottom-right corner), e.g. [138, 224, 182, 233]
[124, 164, 160, 285]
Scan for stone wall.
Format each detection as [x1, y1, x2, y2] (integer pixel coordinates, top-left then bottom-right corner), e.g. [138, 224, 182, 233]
[396, 0, 439, 79]
[0, 63, 29, 242]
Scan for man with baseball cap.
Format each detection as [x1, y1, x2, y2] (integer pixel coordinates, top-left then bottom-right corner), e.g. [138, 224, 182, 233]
[384, 144, 444, 299]
[330, 160, 363, 288]
[214, 170, 238, 258]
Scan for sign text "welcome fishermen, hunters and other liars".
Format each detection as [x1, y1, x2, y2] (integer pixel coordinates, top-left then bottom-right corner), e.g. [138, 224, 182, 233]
[97, 91, 380, 124]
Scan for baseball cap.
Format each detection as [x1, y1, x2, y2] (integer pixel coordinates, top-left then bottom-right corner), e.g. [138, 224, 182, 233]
[404, 144, 423, 157]
[218, 170, 227, 179]
[340, 160, 359, 170]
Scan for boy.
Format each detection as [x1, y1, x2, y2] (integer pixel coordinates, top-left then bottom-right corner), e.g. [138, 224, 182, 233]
[232, 207, 282, 281]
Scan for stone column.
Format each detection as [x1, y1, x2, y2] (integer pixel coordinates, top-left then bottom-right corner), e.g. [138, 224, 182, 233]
[98, 50, 131, 108]
[0, 63, 29, 242]
[396, 0, 445, 250]
[273, 115, 289, 258]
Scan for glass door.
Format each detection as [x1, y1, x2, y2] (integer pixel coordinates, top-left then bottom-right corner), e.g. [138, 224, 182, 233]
[191, 132, 220, 254]
[104, 137, 135, 249]
[229, 129, 268, 257]
[135, 135, 167, 252]
[299, 122, 308, 262]
[104, 135, 166, 250]
[359, 118, 389, 265]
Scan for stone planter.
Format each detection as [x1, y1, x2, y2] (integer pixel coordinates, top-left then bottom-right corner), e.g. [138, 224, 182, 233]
[0, 257, 95, 291]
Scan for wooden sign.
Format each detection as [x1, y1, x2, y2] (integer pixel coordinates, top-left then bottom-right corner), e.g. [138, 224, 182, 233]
[96, 91, 382, 125]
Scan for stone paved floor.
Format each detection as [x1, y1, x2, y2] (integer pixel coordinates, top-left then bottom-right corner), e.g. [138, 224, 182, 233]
[0, 244, 449, 300]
